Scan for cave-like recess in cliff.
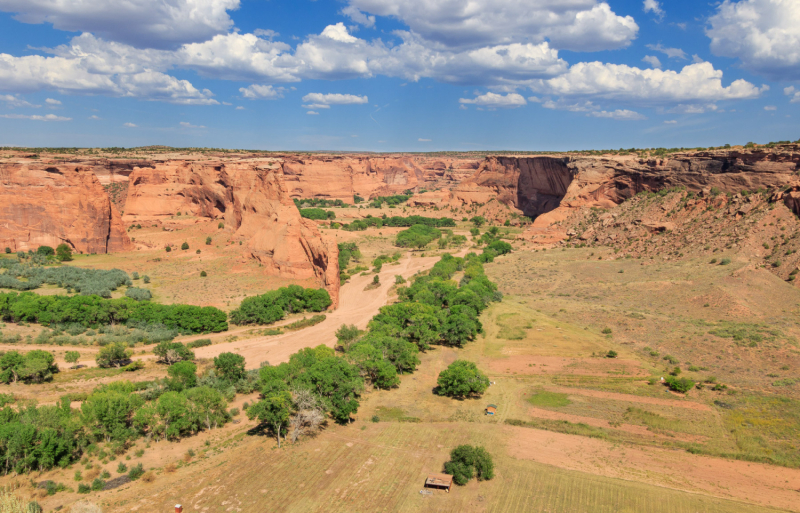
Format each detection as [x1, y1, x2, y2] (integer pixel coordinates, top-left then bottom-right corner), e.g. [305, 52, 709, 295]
[515, 157, 573, 219]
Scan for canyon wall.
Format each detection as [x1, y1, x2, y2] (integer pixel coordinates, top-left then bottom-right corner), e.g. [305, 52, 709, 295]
[124, 159, 340, 305]
[0, 161, 132, 254]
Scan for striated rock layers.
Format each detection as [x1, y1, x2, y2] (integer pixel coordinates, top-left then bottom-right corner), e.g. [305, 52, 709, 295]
[280, 155, 480, 201]
[457, 148, 800, 238]
[124, 160, 340, 305]
[0, 162, 132, 254]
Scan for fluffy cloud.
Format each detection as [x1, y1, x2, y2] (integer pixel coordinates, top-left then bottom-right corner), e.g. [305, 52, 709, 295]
[0, 113, 69, 121]
[642, 55, 662, 68]
[239, 84, 284, 99]
[643, 0, 665, 18]
[0, 35, 217, 104]
[341, 6, 375, 28]
[587, 109, 645, 120]
[0, 0, 240, 49]
[44, 98, 61, 105]
[785, 86, 800, 103]
[707, 0, 800, 80]
[540, 98, 644, 119]
[345, 0, 638, 52]
[459, 92, 527, 109]
[531, 62, 764, 106]
[301, 93, 369, 106]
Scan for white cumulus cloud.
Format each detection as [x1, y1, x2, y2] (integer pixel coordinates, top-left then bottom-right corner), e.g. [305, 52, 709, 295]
[0, 0, 241, 49]
[707, 0, 800, 80]
[646, 43, 687, 60]
[301, 93, 368, 106]
[0, 94, 38, 108]
[642, 55, 662, 68]
[345, 0, 638, 52]
[44, 98, 61, 105]
[459, 92, 527, 109]
[785, 86, 800, 103]
[239, 84, 284, 99]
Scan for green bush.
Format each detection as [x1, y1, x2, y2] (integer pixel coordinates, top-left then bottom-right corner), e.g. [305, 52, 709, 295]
[55, 244, 73, 262]
[444, 445, 494, 485]
[436, 360, 490, 398]
[205, 237, 212, 245]
[181, 242, 189, 250]
[36, 246, 54, 256]
[665, 376, 695, 393]
[299, 208, 335, 220]
[125, 288, 152, 301]
[187, 338, 212, 349]
[127, 463, 144, 480]
[229, 285, 331, 326]
[395, 224, 441, 249]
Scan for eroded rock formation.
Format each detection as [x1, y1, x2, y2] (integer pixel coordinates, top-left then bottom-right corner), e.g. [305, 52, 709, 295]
[0, 161, 132, 254]
[124, 160, 340, 305]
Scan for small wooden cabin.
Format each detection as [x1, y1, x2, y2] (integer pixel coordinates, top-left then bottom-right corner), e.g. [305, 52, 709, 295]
[425, 473, 453, 492]
[486, 404, 498, 415]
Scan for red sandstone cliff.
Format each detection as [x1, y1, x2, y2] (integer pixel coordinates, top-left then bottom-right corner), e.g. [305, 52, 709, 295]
[123, 160, 340, 306]
[0, 161, 132, 254]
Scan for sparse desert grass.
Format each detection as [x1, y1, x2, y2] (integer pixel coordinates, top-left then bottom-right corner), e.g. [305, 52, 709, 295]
[526, 390, 571, 407]
[496, 313, 533, 340]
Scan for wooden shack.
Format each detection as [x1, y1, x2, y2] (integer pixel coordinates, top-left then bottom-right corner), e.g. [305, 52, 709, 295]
[424, 473, 453, 492]
[486, 404, 497, 415]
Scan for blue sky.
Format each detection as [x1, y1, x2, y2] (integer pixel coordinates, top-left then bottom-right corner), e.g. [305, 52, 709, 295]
[0, 0, 797, 151]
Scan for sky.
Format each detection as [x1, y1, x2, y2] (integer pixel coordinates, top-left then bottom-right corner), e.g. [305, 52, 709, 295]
[0, 0, 797, 151]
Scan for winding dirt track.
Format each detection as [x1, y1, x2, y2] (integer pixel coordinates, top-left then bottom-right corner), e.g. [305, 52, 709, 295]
[193, 252, 451, 369]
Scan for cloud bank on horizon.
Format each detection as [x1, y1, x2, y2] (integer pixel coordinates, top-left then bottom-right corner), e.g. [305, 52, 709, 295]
[0, 0, 796, 149]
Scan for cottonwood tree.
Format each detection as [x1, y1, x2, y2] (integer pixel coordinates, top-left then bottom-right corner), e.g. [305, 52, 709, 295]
[95, 343, 132, 368]
[436, 360, 490, 398]
[247, 391, 293, 447]
[65, 351, 80, 369]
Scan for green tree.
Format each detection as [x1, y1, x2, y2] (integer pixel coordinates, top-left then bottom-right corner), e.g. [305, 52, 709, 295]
[335, 324, 361, 350]
[185, 386, 228, 430]
[64, 351, 80, 368]
[81, 390, 142, 442]
[36, 246, 54, 256]
[436, 360, 490, 398]
[156, 391, 197, 440]
[95, 343, 132, 368]
[214, 352, 246, 382]
[55, 244, 73, 262]
[444, 445, 494, 485]
[470, 216, 486, 227]
[181, 242, 189, 250]
[205, 236, 212, 245]
[247, 391, 293, 447]
[167, 361, 197, 391]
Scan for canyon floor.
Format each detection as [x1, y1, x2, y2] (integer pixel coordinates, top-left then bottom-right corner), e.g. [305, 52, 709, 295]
[4, 238, 800, 512]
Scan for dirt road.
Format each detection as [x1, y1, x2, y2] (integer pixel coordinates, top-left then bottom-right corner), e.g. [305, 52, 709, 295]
[193, 252, 449, 369]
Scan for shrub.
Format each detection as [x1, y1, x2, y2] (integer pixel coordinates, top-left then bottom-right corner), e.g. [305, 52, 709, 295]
[606, 350, 618, 358]
[77, 484, 90, 494]
[443, 445, 494, 485]
[96, 343, 132, 368]
[665, 376, 695, 393]
[395, 224, 441, 249]
[165, 246, 171, 253]
[127, 463, 144, 480]
[153, 341, 195, 364]
[205, 237, 212, 245]
[218, 222, 224, 229]
[142, 275, 150, 284]
[187, 338, 212, 349]
[117, 462, 127, 473]
[90, 478, 104, 491]
[36, 246, 54, 256]
[4, 247, 10, 254]
[436, 360, 490, 398]
[125, 288, 152, 301]
[720, 258, 731, 265]
[181, 242, 189, 250]
[200, 271, 207, 277]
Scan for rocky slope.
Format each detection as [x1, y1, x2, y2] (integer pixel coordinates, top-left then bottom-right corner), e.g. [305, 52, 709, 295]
[0, 161, 132, 254]
[123, 159, 340, 305]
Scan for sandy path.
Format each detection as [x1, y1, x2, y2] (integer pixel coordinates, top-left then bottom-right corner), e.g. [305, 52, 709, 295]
[193, 252, 452, 369]
[505, 424, 800, 512]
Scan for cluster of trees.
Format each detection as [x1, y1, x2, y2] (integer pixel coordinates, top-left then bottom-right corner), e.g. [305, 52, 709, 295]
[299, 208, 336, 221]
[0, 349, 58, 383]
[229, 285, 332, 326]
[395, 225, 442, 249]
[340, 215, 455, 232]
[247, 345, 362, 445]
[0, 259, 132, 297]
[368, 194, 412, 208]
[293, 198, 347, 208]
[0, 292, 228, 333]
[0, 350, 254, 475]
[337, 242, 363, 284]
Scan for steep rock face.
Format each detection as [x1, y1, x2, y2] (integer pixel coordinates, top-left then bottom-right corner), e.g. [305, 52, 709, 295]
[453, 148, 800, 238]
[0, 161, 132, 253]
[281, 155, 481, 201]
[124, 160, 340, 305]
